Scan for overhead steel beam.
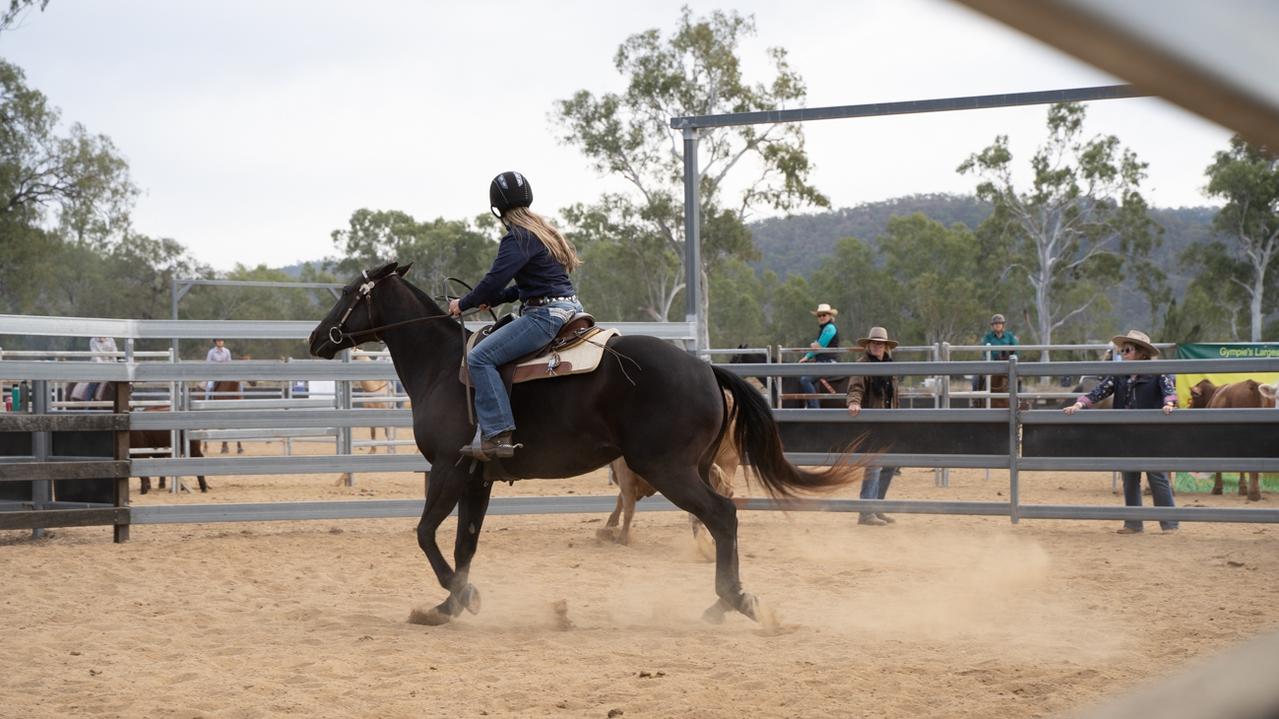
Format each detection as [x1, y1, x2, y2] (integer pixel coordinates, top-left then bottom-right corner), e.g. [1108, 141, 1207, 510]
[670, 84, 1144, 130]
[953, 0, 1279, 148]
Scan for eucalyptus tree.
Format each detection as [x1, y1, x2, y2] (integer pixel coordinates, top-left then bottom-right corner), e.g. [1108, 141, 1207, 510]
[1, 0, 48, 31]
[1187, 135, 1279, 341]
[0, 59, 139, 315]
[808, 236, 896, 345]
[556, 8, 827, 346]
[958, 102, 1159, 358]
[330, 209, 492, 303]
[878, 214, 984, 346]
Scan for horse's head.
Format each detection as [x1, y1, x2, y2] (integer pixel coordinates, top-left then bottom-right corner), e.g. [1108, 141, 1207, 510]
[309, 261, 411, 359]
[729, 343, 768, 365]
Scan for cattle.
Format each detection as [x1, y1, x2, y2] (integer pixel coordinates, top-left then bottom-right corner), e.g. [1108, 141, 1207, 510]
[1187, 378, 1277, 501]
[1261, 381, 1278, 405]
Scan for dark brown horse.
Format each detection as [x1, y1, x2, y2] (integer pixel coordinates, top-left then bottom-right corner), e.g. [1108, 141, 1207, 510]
[308, 262, 857, 627]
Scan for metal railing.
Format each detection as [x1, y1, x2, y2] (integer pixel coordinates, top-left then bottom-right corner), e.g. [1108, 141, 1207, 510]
[4, 316, 1278, 535]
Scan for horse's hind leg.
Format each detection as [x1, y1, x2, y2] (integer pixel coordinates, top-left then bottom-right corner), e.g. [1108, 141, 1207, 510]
[1247, 472, 1262, 502]
[597, 492, 623, 541]
[619, 487, 637, 546]
[408, 465, 479, 626]
[639, 462, 758, 624]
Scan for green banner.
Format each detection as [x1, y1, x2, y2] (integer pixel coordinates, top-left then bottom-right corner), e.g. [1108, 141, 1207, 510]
[1177, 343, 1279, 359]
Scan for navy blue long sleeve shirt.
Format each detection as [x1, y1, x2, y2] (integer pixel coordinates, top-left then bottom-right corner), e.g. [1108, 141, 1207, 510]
[459, 226, 576, 310]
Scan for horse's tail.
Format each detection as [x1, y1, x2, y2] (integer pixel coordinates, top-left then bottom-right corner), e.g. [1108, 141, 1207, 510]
[711, 365, 858, 499]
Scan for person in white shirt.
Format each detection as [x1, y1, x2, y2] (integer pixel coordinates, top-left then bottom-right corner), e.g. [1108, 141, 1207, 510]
[85, 336, 119, 400]
[205, 338, 232, 398]
[89, 336, 118, 362]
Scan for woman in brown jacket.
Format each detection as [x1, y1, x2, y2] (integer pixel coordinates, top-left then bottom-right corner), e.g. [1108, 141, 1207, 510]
[845, 326, 900, 525]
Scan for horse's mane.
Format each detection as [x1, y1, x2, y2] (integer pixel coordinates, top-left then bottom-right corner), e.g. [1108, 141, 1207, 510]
[397, 274, 444, 313]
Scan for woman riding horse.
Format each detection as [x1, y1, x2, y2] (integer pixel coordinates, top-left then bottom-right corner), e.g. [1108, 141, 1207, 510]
[447, 171, 585, 462]
[309, 261, 859, 627]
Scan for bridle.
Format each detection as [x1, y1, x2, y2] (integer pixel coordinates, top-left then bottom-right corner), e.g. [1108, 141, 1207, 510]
[327, 271, 382, 345]
[325, 272, 487, 346]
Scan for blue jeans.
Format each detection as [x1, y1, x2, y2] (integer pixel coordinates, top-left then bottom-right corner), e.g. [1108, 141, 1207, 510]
[859, 465, 895, 521]
[467, 299, 582, 440]
[1121, 470, 1178, 531]
[799, 358, 837, 409]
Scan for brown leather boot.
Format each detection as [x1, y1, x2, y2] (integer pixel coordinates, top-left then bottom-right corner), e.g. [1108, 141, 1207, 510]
[460, 431, 522, 461]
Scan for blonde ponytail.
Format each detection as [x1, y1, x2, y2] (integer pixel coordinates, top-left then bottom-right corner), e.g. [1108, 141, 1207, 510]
[503, 207, 582, 272]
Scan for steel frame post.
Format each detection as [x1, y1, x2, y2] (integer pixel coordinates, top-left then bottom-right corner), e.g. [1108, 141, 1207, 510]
[1008, 356, 1021, 524]
[682, 127, 702, 353]
[30, 379, 50, 539]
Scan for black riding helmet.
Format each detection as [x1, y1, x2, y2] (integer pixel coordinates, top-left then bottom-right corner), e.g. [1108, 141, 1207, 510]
[489, 171, 533, 217]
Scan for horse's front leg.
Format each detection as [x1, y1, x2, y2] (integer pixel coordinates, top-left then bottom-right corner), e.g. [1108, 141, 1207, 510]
[408, 464, 474, 626]
[448, 472, 494, 615]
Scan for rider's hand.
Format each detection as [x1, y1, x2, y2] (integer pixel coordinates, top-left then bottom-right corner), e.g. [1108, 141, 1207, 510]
[847, 402, 861, 417]
[478, 303, 489, 312]
[448, 298, 462, 317]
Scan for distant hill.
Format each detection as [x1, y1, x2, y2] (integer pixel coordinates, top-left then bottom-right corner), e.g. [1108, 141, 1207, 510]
[748, 194, 992, 278]
[747, 195, 1221, 315]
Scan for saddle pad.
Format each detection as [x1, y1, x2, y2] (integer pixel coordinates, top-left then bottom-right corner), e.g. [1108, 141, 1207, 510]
[459, 327, 621, 387]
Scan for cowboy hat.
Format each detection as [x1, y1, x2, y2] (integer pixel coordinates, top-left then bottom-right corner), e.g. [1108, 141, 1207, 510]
[810, 303, 839, 317]
[856, 326, 899, 349]
[1111, 329, 1159, 357]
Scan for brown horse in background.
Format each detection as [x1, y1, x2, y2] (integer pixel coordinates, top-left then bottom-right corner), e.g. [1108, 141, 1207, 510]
[205, 379, 243, 454]
[598, 391, 742, 560]
[352, 355, 398, 453]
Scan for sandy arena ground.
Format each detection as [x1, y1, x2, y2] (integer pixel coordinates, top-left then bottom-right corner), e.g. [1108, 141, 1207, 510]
[4, 439, 1279, 718]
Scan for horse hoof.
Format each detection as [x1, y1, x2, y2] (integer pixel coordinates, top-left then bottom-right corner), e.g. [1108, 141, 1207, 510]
[407, 606, 452, 626]
[738, 593, 778, 630]
[702, 598, 731, 625]
[595, 528, 615, 542]
[461, 584, 482, 615]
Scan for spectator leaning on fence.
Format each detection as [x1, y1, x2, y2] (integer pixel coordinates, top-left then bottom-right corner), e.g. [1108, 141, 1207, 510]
[1062, 329, 1178, 534]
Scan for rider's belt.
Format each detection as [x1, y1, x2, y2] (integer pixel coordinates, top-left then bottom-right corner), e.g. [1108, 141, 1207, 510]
[524, 295, 577, 307]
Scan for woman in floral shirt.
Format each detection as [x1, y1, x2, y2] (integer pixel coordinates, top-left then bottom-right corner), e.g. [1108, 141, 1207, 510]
[1063, 330, 1178, 534]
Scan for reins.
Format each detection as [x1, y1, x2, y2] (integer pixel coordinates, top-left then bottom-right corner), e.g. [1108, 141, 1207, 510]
[325, 274, 490, 345]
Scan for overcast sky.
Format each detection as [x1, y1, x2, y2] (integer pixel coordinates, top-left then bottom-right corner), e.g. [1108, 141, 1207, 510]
[2, 0, 1232, 271]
